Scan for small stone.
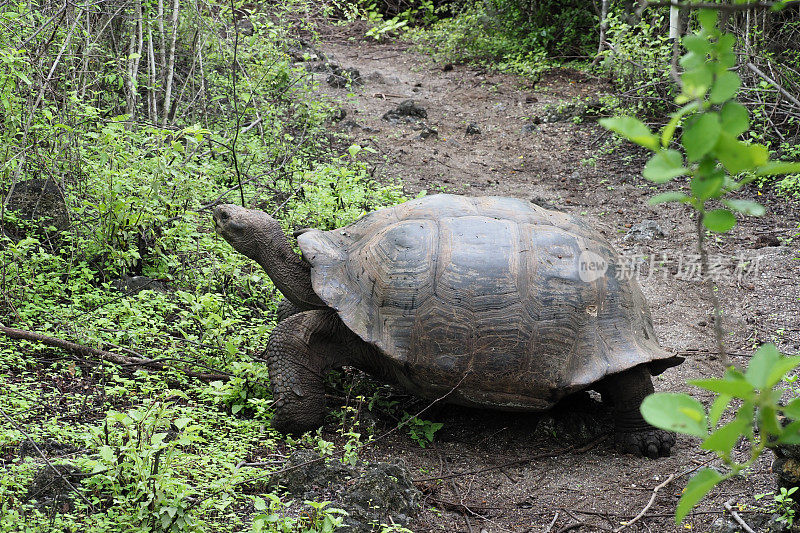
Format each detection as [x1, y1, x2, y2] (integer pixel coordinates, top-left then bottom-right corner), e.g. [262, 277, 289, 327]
[466, 122, 481, 135]
[382, 100, 427, 124]
[326, 66, 362, 88]
[624, 220, 666, 241]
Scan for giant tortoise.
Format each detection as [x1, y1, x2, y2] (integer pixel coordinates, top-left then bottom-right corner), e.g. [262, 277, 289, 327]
[213, 194, 682, 457]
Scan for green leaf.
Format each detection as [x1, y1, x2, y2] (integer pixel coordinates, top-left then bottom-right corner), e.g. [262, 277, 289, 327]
[641, 393, 708, 437]
[682, 35, 711, 56]
[698, 9, 719, 31]
[723, 199, 765, 216]
[709, 71, 741, 104]
[782, 398, 800, 419]
[599, 117, 659, 150]
[662, 102, 699, 147]
[682, 67, 713, 99]
[716, 33, 736, 56]
[99, 445, 115, 463]
[649, 192, 689, 205]
[643, 149, 687, 182]
[701, 419, 747, 454]
[703, 209, 736, 233]
[714, 133, 769, 174]
[766, 356, 800, 389]
[684, 113, 721, 162]
[759, 405, 781, 437]
[688, 378, 755, 399]
[755, 161, 800, 176]
[708, 394, 732, 426]
[679, 51, 706, 71]
[746, 343, 781, 389]
[675, 468, 724, 524]
[777, 421, 800, 445]
[691, 173, 724, 200]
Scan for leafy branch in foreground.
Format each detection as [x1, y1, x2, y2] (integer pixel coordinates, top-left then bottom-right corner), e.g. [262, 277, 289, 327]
[600, 6, 800, 525]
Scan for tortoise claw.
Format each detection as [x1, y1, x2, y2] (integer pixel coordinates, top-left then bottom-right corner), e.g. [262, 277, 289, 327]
[615, 429, 675, 458]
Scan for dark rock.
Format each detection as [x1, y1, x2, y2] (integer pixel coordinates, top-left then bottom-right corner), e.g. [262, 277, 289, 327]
[343, 462, 420, 530]
[111, 275, 169, 294]
[270, 449, 353, 495]
[756, 233, 781, 248]
[327, 66, 362, 88]
[466, 123, 481, 135]
[382, 100, 427, 124]
[418, 124, 438, 140]
[19, 440, 80, 459]
[624, 220, 665, 242]
[270, 450, 420, 532]
[341, 120, 361, 131]
[288, 39, 326, 62]
[366, 71, 401, 85]
[26, 463, 83, 512]
[3, 178, 69, 239]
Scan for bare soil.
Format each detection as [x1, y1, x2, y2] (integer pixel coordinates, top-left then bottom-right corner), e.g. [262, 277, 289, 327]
[308, 31, 800, 533]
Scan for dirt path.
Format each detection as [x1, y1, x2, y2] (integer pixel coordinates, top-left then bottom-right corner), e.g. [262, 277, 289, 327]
[310, 34, 800, 533]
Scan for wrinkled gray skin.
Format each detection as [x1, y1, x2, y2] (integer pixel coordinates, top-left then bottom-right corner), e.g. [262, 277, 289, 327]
[213, 204, 674, 458]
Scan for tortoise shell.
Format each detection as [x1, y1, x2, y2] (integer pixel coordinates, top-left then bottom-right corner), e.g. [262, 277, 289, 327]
[297, 194, 677, 410]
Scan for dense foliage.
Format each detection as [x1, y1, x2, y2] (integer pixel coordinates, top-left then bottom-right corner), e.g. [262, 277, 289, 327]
[0, 0, 406, 530]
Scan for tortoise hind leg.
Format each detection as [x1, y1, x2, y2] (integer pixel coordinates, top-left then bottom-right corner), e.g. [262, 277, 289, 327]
[265, 310, 354, 434]
[597, 365, 675, 459]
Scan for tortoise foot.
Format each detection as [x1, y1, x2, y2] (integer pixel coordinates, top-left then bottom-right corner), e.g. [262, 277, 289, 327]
[271, 404, 324, 435]
[615, 428, 674, 458]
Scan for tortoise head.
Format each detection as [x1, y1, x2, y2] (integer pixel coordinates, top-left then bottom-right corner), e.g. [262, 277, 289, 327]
[213, 204, 282, 262]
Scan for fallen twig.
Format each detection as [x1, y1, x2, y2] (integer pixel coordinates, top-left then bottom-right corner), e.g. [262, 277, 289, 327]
[0, 323, 227, 381]
[723, 498, 757, 533]
[543, 512, 560, 533]
[613, 473, 676, 532]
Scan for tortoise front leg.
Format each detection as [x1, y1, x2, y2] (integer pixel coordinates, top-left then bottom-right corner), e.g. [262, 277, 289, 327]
[265, 310, 352, 434]
[275, 299, 304, 323]
[598, 365, 675, 459]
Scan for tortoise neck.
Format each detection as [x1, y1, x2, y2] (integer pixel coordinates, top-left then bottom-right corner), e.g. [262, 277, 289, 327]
[253, 224, 326, 310]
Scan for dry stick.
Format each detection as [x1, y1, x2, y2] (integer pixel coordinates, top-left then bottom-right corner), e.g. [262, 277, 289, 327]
[697, 213, 732, 369]
[723, 498, 757, 533]
[0, 323, 227, 381]
[746, 62, 800, 110]
[126, 1, 144, 119]
[590, 0, 610, 67]
[0, 407, 95, 512]
[16, 2, 67, 50]
[613, 473, 677, 532]
[147, 18, 158, 122]
[228, 0, 244, 206]
[543, 512, 560, 533]
[161, 0, 180, 127]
